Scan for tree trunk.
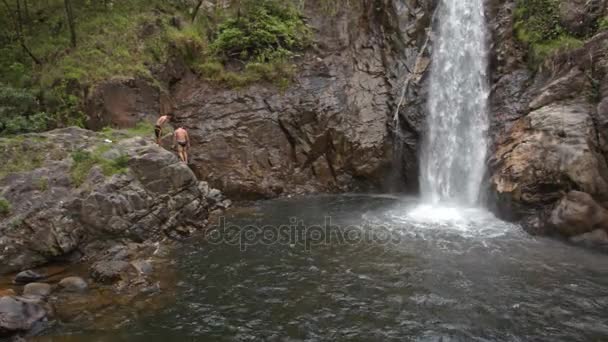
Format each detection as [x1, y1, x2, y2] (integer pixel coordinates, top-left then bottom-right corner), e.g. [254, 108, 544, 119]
[64, 0, 76, 48]
[191, 0, 203, 22]
[23, 0, 29, 23]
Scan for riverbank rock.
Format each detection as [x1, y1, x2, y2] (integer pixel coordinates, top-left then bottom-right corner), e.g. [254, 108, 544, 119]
[0, 127, 228, 275]
[0, 296, 47, 336]
[58, 277, 88, 293]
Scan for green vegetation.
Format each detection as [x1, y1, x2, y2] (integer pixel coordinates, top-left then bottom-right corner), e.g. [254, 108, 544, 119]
[514, 0, 584, 65]
[99, 121, 155, 141]
[210, 0, 310, 62]
[0, 136, 48, 179]
[70, 147, 130, 187]
[599, 17, 608, 31]
[195, 60, 296, 89]
[0, 0, 310, 135]
[0, 197, 10, 216]
[37, 177, 49, 192]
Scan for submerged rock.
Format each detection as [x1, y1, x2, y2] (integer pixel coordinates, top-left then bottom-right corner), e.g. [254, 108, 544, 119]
[90, 261, 131, 284]
[58, 277, 88, 293]
[0, 290, 15, 297]
[22, 283, 51, 298]
[14, 271, 45, 285]
[130, 260, 153, 276]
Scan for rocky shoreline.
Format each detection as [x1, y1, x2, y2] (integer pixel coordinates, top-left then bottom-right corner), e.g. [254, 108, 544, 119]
[0, 127, 230, 339]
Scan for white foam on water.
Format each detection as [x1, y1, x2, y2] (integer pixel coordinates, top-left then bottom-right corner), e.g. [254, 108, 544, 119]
[372, 200, 514, 239]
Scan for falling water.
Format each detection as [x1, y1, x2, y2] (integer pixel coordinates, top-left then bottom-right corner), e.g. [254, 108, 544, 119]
[420, 0, 490, 205]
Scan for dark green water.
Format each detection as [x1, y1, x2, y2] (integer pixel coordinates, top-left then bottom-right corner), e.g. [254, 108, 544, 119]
[38, 195, 608, 341]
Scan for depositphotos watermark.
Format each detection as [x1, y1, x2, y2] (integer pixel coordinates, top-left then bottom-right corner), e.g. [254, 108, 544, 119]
[204, 216, 404, 251]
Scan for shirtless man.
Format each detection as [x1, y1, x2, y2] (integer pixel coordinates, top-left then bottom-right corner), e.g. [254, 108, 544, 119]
[173, 126, 190, 163]
[154, 114, 173, 145]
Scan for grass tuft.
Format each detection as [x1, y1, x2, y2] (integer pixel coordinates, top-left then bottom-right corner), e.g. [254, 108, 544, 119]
[0, 197, 11, 216]
[70, 146, 130, 187]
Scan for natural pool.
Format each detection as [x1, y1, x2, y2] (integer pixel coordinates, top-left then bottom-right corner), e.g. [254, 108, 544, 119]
[35, 195, 608, 341]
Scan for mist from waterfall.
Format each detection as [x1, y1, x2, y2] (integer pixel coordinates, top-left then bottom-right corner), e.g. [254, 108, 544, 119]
[420, 0, 490, 205]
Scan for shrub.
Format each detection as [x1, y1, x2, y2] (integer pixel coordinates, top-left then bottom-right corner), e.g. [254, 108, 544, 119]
[0, 84, 51, 135]
[209, 0, 311, 63]
[167, 25, 207, 67]
[0, 197, 11, 216]
[514, 0, 584, 65]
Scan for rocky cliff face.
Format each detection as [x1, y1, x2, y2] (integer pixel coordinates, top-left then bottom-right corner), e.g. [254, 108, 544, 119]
[169, 0, 434, 199]
[87, 0, 435, 199]
[0, 128, 228, 274]
[486, 0, 608, 245]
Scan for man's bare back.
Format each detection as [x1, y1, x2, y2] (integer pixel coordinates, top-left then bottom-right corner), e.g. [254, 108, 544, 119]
[156, 115, 170, 127]
[174, 128, 189, 144]
[173, 127, 190, 163]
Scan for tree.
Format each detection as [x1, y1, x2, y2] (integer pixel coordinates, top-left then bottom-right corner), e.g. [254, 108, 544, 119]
[0, 0, 41, 64]
[64, 0, 76, 48]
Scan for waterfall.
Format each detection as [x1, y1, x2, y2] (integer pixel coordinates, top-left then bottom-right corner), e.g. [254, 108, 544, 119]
[420, 0, 490, 205]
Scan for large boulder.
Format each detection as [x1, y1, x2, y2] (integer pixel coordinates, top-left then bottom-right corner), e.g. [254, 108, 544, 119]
[490, 102, 608, 222]
[0, 128, 226, 274]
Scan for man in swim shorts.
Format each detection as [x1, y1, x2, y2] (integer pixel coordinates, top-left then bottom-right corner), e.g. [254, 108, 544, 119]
[173, 126, 190, 163]
[155, 113, 173, 145]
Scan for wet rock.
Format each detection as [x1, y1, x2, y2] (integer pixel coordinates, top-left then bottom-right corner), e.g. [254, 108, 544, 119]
[14, 271, 44, 285]
[90, 261, 131, 284]
[130, 260, 153, 276]
[571, 229, 608, 247]
[0, 296, 47, 335]
[58, 277, 88, 293]
[550, 191, 608, 237]
[22, 283, 51, 298]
